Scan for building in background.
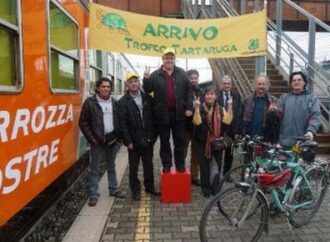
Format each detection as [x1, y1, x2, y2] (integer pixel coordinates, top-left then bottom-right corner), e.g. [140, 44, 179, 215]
[94, 0, 182, 18]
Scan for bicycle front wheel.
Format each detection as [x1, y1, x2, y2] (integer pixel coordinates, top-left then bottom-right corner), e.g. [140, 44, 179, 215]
[288, 167, 328, 228]
[199, 186, 269, 242]
[218, 164, 252, 193]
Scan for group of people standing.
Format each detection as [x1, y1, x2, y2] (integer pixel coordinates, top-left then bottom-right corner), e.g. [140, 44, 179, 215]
[79, 47, 321, 205]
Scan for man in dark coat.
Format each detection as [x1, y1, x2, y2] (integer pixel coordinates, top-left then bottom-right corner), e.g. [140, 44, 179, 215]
[118, 73, 160, 201]
[79, 77, 125, 207]
[183, 69, 203, 186]
[143, 48, 193, 173]
[217, 75, 241, 181]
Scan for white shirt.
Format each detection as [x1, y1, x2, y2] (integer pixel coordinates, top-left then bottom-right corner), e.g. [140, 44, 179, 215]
[96, 94, 114, 133]
[130, 90, 143, 116]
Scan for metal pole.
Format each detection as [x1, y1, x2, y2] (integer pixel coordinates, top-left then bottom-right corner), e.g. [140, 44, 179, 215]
[328, 102, 330, 133]
[289, 52, 294, 74]
[255, 0, 267, 77]
[194, 0, 199, 18]
[241, 0, 246, 14]
[230, 0, 234, 8]
[308, 17, 316, 92]
[255, 0, 260, 11]
[275, 0, 282, 66]
[255, 57, 266, 75]
[211, 0, 217, 17]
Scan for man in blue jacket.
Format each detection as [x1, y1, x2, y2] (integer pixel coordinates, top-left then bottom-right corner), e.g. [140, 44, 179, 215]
[277, 71, 321, 147]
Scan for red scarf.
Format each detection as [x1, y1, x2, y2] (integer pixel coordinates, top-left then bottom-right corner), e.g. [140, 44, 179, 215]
[203, 102, 222, 159]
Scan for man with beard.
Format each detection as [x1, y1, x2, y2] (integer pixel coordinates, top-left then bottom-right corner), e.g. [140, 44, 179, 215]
[183, 69, 203, 186]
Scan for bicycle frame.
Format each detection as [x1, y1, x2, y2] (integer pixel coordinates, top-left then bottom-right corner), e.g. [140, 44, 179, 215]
[270, 164, 314, 212]
[234, 157, 317, 227]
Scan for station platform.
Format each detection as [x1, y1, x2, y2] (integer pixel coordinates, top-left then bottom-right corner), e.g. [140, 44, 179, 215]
[63, 141, 330, 242]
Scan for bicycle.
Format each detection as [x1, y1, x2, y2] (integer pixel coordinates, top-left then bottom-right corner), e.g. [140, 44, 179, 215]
[199, 138, 329, 242]
[218, 136, 314, 192]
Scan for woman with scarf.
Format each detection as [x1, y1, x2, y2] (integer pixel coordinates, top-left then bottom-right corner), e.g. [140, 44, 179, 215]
[193, 86, 233, 197]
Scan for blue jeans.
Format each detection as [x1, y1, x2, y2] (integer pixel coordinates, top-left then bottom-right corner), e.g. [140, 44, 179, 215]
[89, 144, 119, 198]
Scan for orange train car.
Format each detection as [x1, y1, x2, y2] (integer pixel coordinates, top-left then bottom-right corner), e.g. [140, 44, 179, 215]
[0, 0, 133, 230]
[0, 0, 89, 227]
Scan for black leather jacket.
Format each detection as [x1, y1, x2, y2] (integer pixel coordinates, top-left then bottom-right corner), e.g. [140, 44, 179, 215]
[118, 91, 155, 147]
[143, 66, 193, 124]
[79, 95, 120, 146]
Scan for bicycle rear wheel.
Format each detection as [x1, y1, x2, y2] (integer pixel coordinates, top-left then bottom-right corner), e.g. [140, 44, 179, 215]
[288, 167, 328, 228]
[199, 186, 269, 242]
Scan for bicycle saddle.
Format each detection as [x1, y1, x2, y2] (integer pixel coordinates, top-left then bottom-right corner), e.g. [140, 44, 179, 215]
[299, 141, 318, 149]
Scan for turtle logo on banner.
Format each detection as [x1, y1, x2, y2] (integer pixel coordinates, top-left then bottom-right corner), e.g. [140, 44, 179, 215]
[96, 10, 130, 36]
[248, 39, 259, 51]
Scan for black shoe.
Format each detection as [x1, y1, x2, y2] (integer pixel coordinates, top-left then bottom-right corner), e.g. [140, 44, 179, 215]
[191, 179, 201, 186]
[162, 167, 171, 173]
[203, 192, 210, 198]
[202, 188, 212, 198]
[176, 166, 186, 173]
[88, 197, 98, 207]
[132, 193, 141, 201]
[110, 190, 126, 199]
[145, 189, 161, 196]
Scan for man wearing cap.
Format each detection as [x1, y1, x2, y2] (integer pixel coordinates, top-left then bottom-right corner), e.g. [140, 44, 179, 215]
[118, 73, 160, 201]
[143, 47, 193, 173]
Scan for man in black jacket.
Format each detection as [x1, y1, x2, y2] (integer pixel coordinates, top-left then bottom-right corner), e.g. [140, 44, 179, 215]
[217, 75, 241, 182]
[79, 77, 125, 207]
[183, 69, 203, 186]
[118, 73, 160, 201]
[143, 48, 193, 173]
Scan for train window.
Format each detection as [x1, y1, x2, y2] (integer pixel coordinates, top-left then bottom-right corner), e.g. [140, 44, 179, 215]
[0, 27, 17, 86]
[116, 61, 123, 80]
[107, 54, 114, 76]
[89, 67, 101, 95]
[0, 0, 22, 92]
[115, 79, 123, 95]
[115, 61, 123, 95]
[49, 1, 79, 93]
[89, 50, 102, 68]
[0, 0, 17, 25]
[89, 50, 102, 94]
